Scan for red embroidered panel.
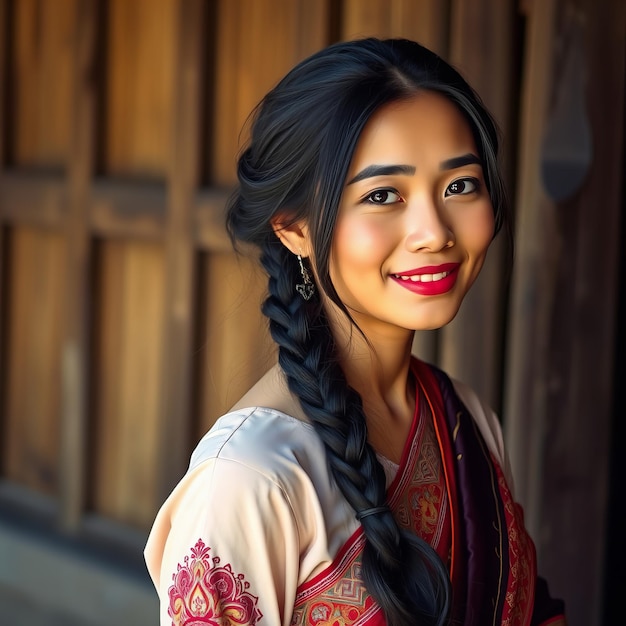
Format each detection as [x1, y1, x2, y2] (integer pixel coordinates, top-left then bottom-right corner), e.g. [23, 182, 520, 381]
[292, 536, 384, 625]
[168, 539, 263, 625]
[493, 460, 537, 626]
[390, 415, 451, 562]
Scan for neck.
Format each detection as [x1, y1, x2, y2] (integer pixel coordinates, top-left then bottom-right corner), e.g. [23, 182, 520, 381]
[325, 301, 416, 419]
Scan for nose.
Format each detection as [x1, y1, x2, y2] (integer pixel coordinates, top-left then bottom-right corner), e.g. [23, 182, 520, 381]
[404, 196, 455, 252]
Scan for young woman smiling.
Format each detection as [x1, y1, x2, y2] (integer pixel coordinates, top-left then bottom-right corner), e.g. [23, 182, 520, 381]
[145, 38, 566, 626]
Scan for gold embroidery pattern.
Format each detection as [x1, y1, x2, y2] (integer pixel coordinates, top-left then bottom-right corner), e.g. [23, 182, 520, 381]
[494, 463, 536, 626]
[394, 418, 447, 548]
[291, 551, 382, 625]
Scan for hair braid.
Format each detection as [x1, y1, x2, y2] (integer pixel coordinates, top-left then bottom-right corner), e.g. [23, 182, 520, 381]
[260, 243, 450, 626]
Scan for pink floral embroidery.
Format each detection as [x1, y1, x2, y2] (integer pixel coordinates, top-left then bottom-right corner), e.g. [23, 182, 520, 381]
[168, 539, 263, 625]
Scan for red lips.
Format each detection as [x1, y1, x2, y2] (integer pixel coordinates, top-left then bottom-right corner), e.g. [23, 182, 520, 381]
[390, 263, 460, 296]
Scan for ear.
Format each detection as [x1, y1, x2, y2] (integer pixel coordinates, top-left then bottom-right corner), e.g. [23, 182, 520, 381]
[270, 214, 312, 257]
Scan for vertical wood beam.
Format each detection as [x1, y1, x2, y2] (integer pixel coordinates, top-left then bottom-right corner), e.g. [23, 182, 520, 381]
[157, 0, 205, 499]
[0, 0, 6, 169]
[295, 0, 331, 57]
[538, 1, 625, 622]
[59, 0, 99, 530]
[505, 1, 625, 622]
[0, 0, 6, 432]
[503, 0, 557, 530]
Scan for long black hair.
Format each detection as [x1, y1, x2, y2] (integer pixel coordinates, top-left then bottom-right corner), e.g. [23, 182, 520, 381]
[226, 38, 508, 626]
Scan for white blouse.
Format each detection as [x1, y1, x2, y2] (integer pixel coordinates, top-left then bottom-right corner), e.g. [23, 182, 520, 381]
[144, 378, 511, 626]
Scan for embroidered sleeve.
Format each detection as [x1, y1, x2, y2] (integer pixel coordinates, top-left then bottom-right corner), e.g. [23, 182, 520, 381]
[146, 457, 301, 626]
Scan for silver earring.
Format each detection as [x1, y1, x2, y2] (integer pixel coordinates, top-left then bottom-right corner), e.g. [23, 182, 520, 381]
[295, 254, 315, 300]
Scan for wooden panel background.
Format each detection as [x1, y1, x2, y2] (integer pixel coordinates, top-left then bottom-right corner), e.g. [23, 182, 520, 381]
[10, 0, 76, 168]
[91, 240, 165, 528]
[105, 0, 176, 178]
[0, 1, 623, 624]
[2, 227, 66, 494]
[211, 0, 330, 185]
[195, 253, 274, 438]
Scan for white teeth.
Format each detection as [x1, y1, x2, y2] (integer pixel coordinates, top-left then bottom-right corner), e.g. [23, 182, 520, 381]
[395, 271, 450, 283]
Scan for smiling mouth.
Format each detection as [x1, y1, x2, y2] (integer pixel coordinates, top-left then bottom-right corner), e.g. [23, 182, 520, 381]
[392, 271, 452, 283]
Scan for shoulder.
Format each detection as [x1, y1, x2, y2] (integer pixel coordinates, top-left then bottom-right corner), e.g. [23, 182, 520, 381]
[167, 406, 347, 539]
[145, 408, 329, 591]
[189, 406, 318, 479]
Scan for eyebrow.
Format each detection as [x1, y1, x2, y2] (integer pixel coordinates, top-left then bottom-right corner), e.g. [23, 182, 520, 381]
[347, 164, 415, 185]
[440, 153, 483, 170]
[346, 153, 483, 186]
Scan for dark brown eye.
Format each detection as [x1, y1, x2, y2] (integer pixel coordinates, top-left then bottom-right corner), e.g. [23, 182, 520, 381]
[446, 178, 479, 196]
[365, 189, 401, 204]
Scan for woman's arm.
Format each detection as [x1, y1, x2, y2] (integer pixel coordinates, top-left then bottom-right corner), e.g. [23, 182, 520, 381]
[145, 457, 301, 625]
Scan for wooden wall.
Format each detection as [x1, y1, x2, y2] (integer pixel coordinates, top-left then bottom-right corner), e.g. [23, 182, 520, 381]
[0, 1, 623, 625]
[504, 1, 625, 623]
[0, 0, 495, 534]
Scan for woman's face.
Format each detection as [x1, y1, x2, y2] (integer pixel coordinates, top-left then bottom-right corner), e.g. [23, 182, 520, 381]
[329, 91, 495, 336]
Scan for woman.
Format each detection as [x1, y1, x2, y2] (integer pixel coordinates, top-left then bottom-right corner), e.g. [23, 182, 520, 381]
[145, 38, 566, 625]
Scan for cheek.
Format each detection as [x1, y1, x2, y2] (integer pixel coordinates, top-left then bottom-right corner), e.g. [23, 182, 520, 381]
[459, 205, 495, 255]
[332, 215, 394, 271]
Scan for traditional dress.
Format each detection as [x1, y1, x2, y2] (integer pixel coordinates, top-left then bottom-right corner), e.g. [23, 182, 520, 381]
[145, 359, 565, 625]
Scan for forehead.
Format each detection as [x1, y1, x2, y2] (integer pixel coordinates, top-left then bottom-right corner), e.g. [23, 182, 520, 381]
[348, 91, 477, 173]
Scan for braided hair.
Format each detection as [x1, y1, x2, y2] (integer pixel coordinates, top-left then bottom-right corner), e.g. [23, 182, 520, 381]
[226, 38, 508, 626]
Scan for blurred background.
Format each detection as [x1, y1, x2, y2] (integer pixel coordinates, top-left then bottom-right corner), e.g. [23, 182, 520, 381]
[0, 0, 623, 624]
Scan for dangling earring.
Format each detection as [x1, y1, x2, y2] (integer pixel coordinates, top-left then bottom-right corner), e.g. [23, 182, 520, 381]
[295, 254, 315, 301]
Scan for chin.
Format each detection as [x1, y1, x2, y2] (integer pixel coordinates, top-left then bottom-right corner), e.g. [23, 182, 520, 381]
[409, 304, 463, 331]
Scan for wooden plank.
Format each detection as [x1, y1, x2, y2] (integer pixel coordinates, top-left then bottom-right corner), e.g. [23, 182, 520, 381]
[195, 252, 274, 438]
[450, 0, 516, 131]
[341, 0, 392, 38]
[439, 0, 516, 411]
[59, 0, 99, 531]
[90, 239, 124, 521]
[92, 240, 165, 528]
[0, 0, 7, 168]
[11, 0, 76, 168]
[0, 0, 6, 419]
[194, 189, 233, 252]
[104, 0, 176, 178]
[211, 0, 329, 185]
[3, 228, 66, 496]
[0, 177, 166, 260]
[341, 0, 448, 54]
[503, 0, 557, 527]
[0, 173, 67, 227]
[91, 180, 167, 241]
[295, 0, 332, 56]
[155, 0, 205, 499]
